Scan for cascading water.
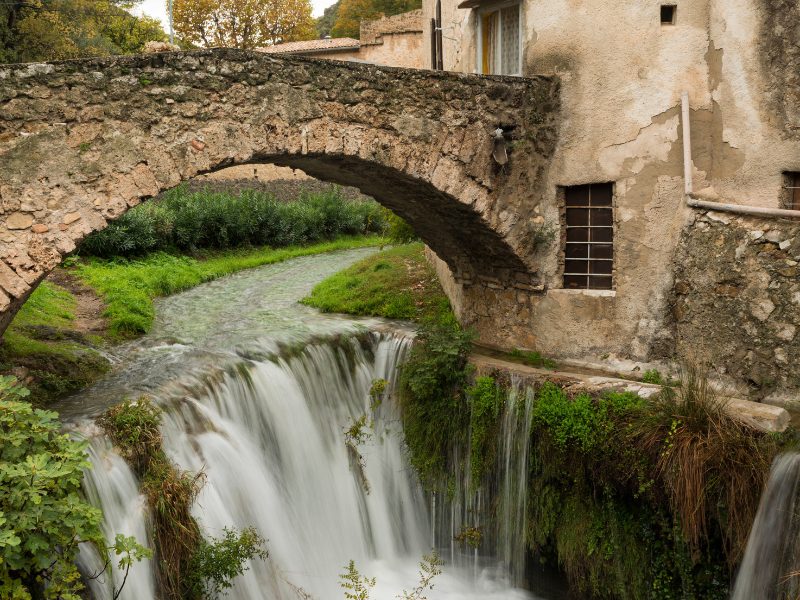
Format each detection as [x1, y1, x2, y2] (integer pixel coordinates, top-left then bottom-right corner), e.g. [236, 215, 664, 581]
[731, 453, 800, 600]
[61, 248, 555, 600]
[430, 380, 535, 588]
[78, 435, 156, 600]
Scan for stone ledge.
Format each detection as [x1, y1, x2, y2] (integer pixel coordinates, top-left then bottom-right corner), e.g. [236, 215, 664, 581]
[470, 354, 791, 433]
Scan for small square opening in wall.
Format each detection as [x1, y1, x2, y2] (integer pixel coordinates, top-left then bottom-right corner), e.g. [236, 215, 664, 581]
[661, 5, 676, 24]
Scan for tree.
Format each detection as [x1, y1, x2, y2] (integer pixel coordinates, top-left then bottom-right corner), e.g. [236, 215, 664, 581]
[0, 0, 167, 64]
[172, 0, 316, 48]
[331, 0, 420, 38]
[0, 376, 150, 599]
[315, 0, 339, 38]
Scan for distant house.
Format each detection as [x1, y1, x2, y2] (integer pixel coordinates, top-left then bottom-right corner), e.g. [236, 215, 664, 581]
[259, 10, 424, 69]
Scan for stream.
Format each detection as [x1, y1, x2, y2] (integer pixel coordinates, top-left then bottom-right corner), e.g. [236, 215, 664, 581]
[57, 248, 567, 600]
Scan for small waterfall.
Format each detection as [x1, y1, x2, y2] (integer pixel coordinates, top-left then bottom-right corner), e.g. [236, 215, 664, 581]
[432, 379, 535, 587]
[732, 453, 800, 600]
[78, 435, 156, 600]
[78, 332, 542, 599]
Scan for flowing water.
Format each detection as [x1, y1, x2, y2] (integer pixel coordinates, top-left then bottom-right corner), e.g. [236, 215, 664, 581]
[57, 248, 564, 600]
[732, 453, 800, 600]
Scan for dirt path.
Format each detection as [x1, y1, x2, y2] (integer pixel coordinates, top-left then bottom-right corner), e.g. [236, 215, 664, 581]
[46, 268, 108, 336]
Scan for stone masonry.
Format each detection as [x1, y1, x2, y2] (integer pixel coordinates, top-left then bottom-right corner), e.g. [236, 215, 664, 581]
[0, 49, 560, 334]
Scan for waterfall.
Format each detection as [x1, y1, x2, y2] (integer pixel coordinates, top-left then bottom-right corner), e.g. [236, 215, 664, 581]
[78, 332, 541, 600]
[78, 435, 157, 600]
[431, 379, 535, 587]
[732, 453, 800, 600]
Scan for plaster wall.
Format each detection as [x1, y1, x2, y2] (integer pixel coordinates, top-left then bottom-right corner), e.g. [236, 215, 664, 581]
[422, 0, 800, 365]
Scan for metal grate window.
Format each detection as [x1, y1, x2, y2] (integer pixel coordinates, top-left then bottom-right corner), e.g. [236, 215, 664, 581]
[787, 172, 800, 210]
[564, 183, 614, 290]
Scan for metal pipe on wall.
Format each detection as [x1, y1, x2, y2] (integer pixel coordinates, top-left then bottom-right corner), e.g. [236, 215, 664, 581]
[680, 92, 800, 219]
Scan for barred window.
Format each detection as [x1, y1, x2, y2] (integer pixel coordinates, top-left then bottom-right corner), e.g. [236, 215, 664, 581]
[563, 183, 614, 290]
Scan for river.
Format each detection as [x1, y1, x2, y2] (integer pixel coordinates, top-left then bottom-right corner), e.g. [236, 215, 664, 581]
[56, 248, 567, 600]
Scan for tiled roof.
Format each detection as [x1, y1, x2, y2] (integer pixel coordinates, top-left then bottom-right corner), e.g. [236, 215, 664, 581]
[258, 38, 361, 54]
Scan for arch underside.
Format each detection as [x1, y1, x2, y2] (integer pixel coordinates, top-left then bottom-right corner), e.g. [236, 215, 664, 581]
[265, 153, 531, 284]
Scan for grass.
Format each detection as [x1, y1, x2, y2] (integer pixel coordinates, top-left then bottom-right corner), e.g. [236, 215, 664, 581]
[75, 235, 387, 337]
[0, 282, 109, 405]
[301, 243, 450, 322]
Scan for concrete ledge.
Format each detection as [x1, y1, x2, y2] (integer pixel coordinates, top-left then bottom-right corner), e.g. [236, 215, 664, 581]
[470, 354, 791, 433]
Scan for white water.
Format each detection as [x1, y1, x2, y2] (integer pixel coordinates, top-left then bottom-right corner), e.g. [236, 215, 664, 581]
[731, 452, 800, 600]
[78, 435, 156, 600]
[431, 381, 535, 587]
[79, 334, 543, 599]
[68, 248, 554, 599]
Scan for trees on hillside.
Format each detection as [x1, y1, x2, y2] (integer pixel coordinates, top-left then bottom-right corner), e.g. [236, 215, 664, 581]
[0, 0, 166, 63]
[330, 0, 420, 38]
[172, 0, 316, 48]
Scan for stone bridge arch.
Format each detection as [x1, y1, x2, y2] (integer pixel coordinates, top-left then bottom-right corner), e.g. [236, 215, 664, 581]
[0, 49, 559, 336]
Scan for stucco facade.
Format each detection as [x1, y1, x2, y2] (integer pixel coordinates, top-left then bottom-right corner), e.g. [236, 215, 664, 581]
[422, 0, 800, 372]
[261, 10, 424, 69]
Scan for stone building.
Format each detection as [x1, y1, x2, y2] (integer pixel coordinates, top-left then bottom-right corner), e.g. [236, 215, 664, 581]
[259, 10, 424, 68]
[418, 0, 800, 397]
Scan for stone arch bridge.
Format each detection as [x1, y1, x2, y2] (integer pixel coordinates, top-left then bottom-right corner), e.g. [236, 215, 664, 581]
[0, 49, 559, 340]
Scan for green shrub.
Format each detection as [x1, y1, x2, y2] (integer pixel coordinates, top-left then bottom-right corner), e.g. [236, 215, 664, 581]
[81, 186, 388, 258]
[187, 527, 268, 598]
[0, 376, 101, 599]
[466, 376, 504, 485]
[398, 314, 474, 487]
[531, 383, 644, 452]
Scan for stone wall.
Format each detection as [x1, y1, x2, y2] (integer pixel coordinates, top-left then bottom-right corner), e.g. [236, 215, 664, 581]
[420, 0, 800, 365]
[668, 210, 800, 399]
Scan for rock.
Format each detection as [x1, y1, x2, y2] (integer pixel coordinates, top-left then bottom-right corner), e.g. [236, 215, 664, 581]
[776, 324, 796, 341]
[6, 212, 33, 229]
[31, 223, 49, 233]
[765, 230, 783, 243]
[706, 212, 730, 224]
[749, 230, 764, 240]
[142, 41, 181, 53]
[62, 212, 81, 225]
[780, 239, 793, 250]
[751, 298, 775, 321]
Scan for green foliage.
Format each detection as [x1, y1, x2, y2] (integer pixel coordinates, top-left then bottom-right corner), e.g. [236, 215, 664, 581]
[466, 376, 504, 485]
[379, 207, 417, 244]
[186, 527, 268, 598]
[531, 383, 644, 452]
[509, 348, 556, 369]
[75, 236, 386, 337]
[0, 0, 166, 64]
[398, 314, 473, 487]
[642, 369, 664, 385]
[81, 187, 387, 258]
[302, 243, 450, 322]
[453, 525, 483, 549]
[0, 376, 103, 600]
[398, 551, 443, 600]
[0, 281, 109, 405]
[316, 0, 340, 37]
[99, 397, 162, 473]
[340, 560, 375, 600]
